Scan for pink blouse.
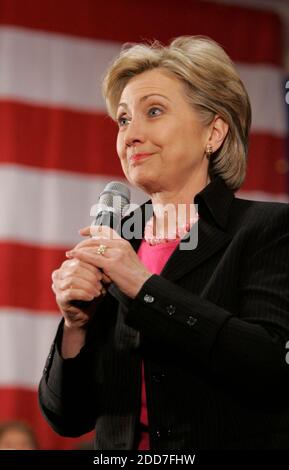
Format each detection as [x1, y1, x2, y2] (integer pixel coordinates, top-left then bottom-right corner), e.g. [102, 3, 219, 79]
[137, 238, 180, 450]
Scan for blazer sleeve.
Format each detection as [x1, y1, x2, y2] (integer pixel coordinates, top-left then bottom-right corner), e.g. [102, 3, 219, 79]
[125, 204, 289, 396]
[38, 294, 117, 437]
[38, 320, 98, 437]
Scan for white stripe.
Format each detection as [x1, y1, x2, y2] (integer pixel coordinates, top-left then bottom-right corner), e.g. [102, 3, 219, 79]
[0, 164, 146, 247]
[0, 165, 287, 247]
[0, 26, 287, 136]
[0, 308, 60, 388]
[236, 63, 287, 136]
[0, 26, 121, 112]
[237, 190, 289, 203]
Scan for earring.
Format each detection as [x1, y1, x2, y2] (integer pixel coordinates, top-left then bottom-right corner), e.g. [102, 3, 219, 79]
[205, 144, 213, 160]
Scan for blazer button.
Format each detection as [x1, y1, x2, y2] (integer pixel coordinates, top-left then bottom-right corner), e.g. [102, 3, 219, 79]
[144, 294, 155, 303]
[155, 428, 172, 438]
[166, 305, 176, 316]
[152, 373, 165, 383]
[187, 316, 197, 327]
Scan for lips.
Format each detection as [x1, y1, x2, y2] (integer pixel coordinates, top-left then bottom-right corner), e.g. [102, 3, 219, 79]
[130, 152, 152, 162]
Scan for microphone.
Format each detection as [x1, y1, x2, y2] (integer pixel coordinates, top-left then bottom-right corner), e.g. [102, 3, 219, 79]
[71, 182, 131, 308]
[92, 181, 131, 235]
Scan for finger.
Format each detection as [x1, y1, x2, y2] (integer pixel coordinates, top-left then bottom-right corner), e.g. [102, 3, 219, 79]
[79, 225, 108, 240]
[67, 249, 108, 271]
[70, 237, 110, 251]
[60, 258, 103, 278]
[52, 269, 60, 282]
[57, 276, 103, 297]
[90, 224, 121, 240]
[69, 235, 122, 252]
[79, 226, 91, 236]
[66, 243, 114, 260]
[60, 286, 103, 304]
[102, 273, 112, 284]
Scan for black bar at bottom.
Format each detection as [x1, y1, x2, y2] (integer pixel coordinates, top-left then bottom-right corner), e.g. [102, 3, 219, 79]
[0, 450, 287, 468]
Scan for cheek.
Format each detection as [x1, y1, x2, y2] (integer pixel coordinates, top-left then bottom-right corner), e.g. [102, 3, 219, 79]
[116, 135, 129, 175]
[116, 134, 123, 160]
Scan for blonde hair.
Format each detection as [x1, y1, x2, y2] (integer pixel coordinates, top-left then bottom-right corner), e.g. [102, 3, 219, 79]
[102, 36, 251, 190]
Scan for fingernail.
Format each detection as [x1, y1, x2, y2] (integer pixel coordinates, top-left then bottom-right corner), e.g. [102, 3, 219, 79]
[66, 250, 74, 257]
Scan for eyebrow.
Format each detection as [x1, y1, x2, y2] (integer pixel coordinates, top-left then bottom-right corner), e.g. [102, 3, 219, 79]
[117, 93, 171, 110]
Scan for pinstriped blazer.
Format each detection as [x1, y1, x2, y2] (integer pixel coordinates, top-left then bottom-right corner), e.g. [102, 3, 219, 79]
[39, 177, 289, 449]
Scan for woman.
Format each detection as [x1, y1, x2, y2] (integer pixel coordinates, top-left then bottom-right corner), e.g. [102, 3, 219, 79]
[39, 36, 289, 450]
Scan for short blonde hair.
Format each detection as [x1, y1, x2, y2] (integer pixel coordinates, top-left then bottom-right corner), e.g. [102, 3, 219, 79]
[102, 36, 251, 191]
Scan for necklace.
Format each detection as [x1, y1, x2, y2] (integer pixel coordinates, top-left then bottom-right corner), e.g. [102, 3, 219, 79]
[144, 213, 199, 245]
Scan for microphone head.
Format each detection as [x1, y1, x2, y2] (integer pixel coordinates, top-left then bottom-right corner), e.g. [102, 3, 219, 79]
[98, 181, 131, 216]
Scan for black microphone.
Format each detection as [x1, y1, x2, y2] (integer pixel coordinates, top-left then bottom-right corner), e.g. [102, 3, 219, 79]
[71, 182, 131, 308]
[92, 181, 131, 235]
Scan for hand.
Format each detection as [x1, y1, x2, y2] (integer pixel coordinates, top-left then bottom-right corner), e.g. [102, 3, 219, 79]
[51, 255, 110, 330]
[65, 225, 152, 299]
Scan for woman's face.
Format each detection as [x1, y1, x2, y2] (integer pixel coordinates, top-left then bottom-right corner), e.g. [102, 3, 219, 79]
[116, 68, 211, 194]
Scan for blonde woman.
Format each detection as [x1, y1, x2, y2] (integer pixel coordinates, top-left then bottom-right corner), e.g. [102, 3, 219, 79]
[39, 36, 289, 450]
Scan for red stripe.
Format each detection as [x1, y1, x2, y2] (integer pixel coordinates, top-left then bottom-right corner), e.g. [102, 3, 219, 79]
[0, 101, 122, 177]
[0, 242, 66, 312]
[244, 134, 289, 195]
[0, 101, 287, 195]
[0, 388, 94, 449]
[0, 0, 281, 65]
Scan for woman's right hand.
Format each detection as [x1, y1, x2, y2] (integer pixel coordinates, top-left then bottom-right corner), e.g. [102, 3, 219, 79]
[51, 257, 108, 330]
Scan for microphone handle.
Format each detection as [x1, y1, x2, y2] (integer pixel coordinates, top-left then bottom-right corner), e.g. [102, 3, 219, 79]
[69, 212, 117, 310]
[93, 209, 121, 234]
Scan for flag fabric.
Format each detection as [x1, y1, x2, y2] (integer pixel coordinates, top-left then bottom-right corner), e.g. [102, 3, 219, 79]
[0, 0, 288, 450]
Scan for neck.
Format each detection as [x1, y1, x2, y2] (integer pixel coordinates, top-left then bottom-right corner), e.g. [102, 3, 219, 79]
[150, 175, 209, 226]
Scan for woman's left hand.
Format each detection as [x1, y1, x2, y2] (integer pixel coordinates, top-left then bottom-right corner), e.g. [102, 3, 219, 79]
[66, 226, 152, 299]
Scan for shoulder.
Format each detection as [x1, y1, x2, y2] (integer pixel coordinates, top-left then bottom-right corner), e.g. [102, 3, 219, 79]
[224, 198, 289, 262]
[227, 198, 289, 252]
[231, 197, 289, 229]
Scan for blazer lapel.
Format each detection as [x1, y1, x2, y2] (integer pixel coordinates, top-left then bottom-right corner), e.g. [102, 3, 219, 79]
[160, 217, 232, 282]
[161, 177, 235, 281]
[110, 176, 234, 292]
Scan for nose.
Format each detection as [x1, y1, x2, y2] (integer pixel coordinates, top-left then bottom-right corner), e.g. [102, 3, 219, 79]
[124, 116, 145, 147]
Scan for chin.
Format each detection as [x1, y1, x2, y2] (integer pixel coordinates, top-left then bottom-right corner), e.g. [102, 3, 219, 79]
[133, 179, 161, 194]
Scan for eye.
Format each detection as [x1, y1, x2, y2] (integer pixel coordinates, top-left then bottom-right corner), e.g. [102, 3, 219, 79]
[148, 107, 162, 117]
[117, 115, 130, 127]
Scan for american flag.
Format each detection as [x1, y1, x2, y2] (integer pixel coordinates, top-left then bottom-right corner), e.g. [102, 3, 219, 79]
[0, 0, 288, 449]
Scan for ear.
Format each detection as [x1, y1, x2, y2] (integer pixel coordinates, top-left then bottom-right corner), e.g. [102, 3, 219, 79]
[207, 115, 229, 152]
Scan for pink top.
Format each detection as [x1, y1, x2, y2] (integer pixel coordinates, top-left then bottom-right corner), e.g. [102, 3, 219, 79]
[137, 238, 180, 450]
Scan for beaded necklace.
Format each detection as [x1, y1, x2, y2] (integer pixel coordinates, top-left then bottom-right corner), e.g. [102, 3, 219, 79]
[144, 213, 199, 245]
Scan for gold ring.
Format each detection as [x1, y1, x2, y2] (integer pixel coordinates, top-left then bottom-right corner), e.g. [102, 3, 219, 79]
[97, 244, 107, 255]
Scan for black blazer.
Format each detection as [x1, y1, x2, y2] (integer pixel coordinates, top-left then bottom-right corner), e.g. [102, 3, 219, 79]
[39, 177, 289, 449]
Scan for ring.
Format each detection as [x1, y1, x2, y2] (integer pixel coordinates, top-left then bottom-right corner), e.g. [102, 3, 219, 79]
[97, 244, 107, 255]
